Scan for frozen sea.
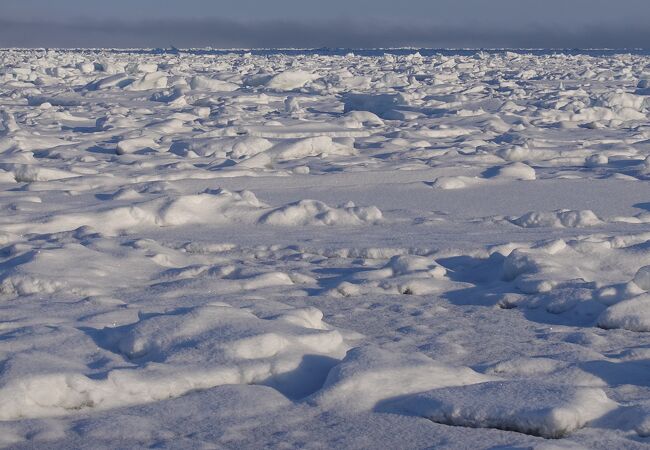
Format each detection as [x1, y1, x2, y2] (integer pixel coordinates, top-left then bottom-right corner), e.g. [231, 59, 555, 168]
[1, 48, 650, 448]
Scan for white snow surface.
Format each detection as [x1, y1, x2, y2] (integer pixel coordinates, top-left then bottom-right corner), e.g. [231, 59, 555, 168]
[383, 381, 616, 438]
[1, 48, 650, 449]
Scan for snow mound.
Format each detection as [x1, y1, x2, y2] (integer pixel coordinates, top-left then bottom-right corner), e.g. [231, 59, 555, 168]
[272, 135, 355, 160]
[238, 135, 356, 168]
[2, 189, 266, 235]
[265, 70, 318, 91]
[116, 137, 159, 155]
[598, 294, 650, 332]
[342, 93, 408, 119]
[85, 73, 133, 90]
[152, 189, 266, 227]
[0, 236, 162, 298]
[585, 153, 608, 167]
[189, 76, 240, 91]
[430, 176, 481, 190]
[332, 255, 448, 296]
[486, 357, 565, 376]
[386, 381, 615, 438]
[0, 304, 348, 419]
[637, 79, 650, 95]
[501, 244, 578, 294]
[171, 136, 273, 159]
[4, 189, 383, 235]
[633, 266, 650, 291]
[341, 110, 384, 127]
[11, 164, 78, 182]
[129, 189, 264, 229]
[510, 210, 602, 228]
[493, 162, 536, 180]
[125, 72, 167, 91]
[229, 137, 274, 159]
[260, 200, 382, 226]
[595, 92, 648, 111]
[311, 346, 491, 412]
[0, 273, 64, 297]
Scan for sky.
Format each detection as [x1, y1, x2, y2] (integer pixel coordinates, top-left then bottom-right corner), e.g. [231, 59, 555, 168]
[1, 0, 649, 48]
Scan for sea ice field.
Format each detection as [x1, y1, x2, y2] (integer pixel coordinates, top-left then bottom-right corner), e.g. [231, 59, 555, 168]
[2, 48, 650, 448]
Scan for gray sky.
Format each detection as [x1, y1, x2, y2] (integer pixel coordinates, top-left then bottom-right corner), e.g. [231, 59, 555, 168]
[1, 0, 649, 48]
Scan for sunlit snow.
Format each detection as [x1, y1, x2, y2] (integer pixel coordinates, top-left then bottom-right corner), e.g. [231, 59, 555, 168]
[1, 48, 650, 448]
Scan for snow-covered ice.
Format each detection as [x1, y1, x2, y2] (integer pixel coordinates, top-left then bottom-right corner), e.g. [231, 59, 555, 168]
[2, 48, 650, 449]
